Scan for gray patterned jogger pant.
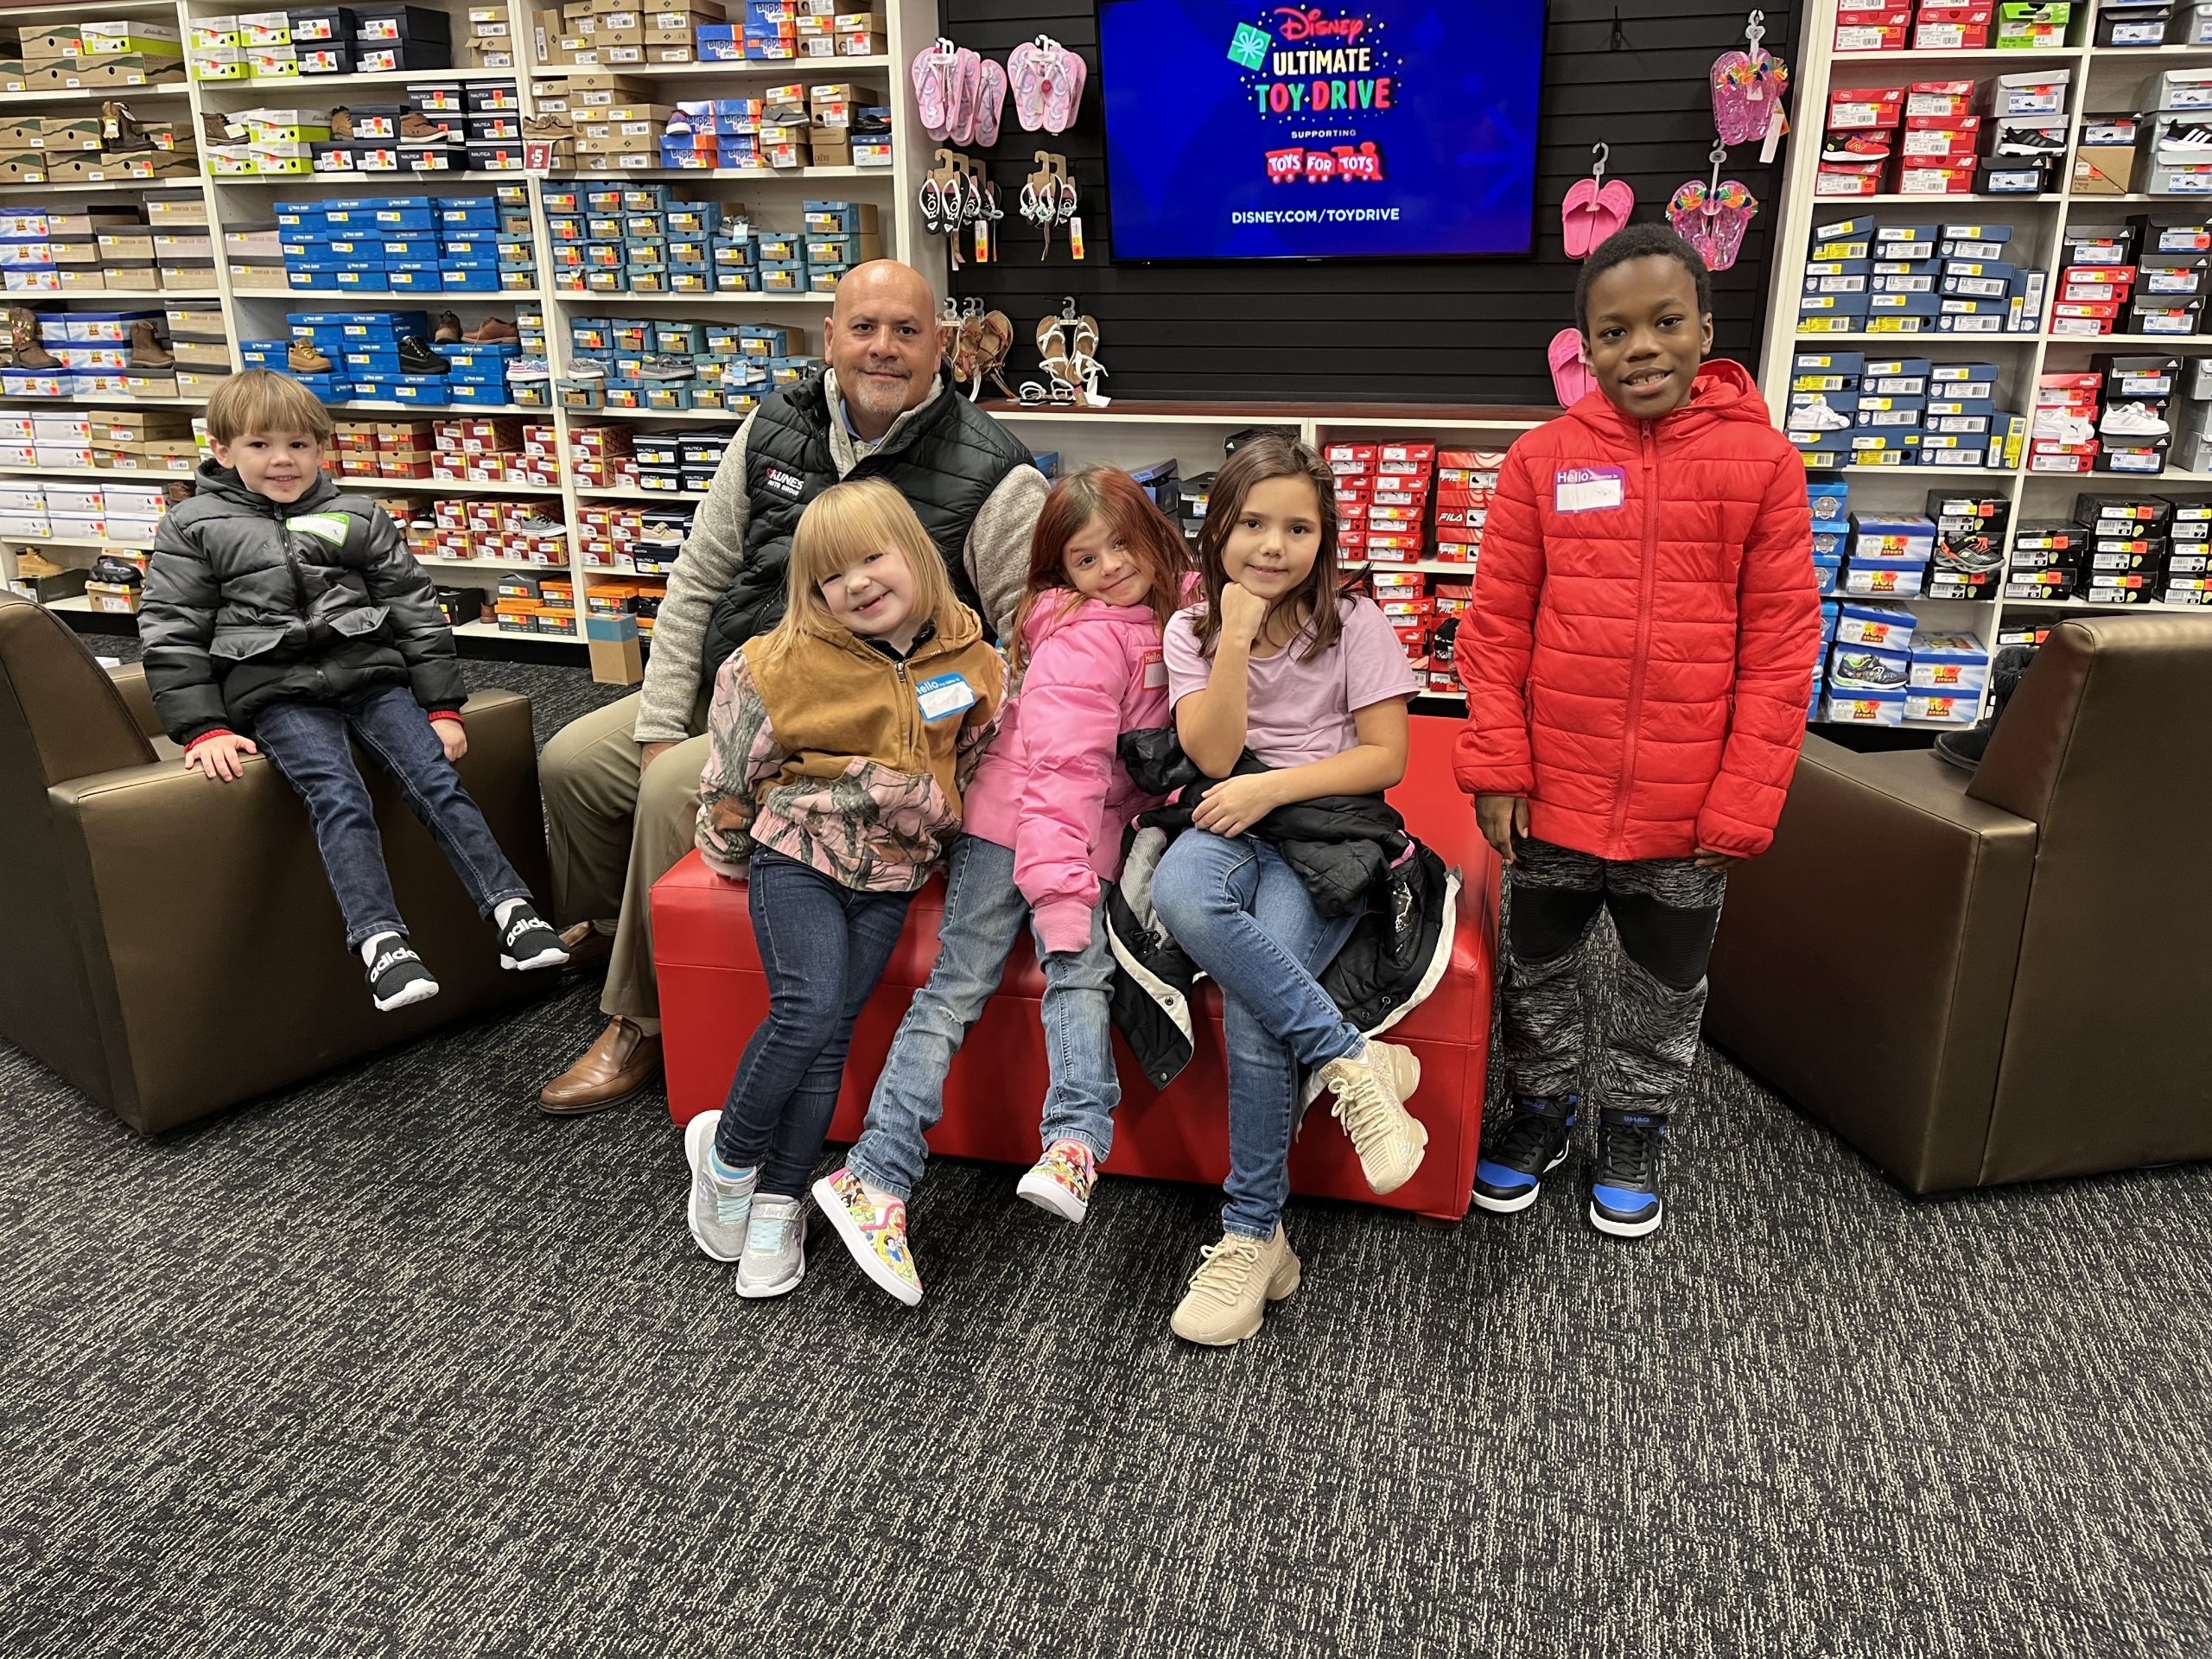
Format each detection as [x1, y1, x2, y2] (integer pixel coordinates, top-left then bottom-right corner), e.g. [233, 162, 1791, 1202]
[1499, 837, 1728, 1114]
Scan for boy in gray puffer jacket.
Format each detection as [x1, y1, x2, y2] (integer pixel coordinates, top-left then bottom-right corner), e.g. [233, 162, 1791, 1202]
[140, 369, 568, 1011]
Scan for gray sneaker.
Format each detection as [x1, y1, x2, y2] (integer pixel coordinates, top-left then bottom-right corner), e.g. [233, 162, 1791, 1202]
[683, 1109, 755, 1262]
[735, 1194, 806, 1298]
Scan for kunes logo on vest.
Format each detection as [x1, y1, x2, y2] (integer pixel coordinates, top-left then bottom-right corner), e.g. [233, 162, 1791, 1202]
[763, 465, 805, 500]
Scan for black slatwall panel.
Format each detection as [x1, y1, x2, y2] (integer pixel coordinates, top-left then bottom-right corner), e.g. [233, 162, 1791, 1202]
[938, 1, 1802, 404]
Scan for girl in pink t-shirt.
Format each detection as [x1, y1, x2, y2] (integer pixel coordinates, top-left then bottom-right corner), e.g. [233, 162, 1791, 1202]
[1149, 433, 1424, 1347]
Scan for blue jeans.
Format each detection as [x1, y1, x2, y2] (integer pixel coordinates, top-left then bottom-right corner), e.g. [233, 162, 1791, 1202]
[847, 834, 1120, 1201]
[714, 849, 914, 1198]
[253, 683, 531, 952]
[1151, 831, 1363, 1240]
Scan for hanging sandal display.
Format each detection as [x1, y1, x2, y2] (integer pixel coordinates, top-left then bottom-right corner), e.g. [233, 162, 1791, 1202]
[1008, 35, 1084, 135]
[1561, 143, 1634, 261]
[1710, 10, 1792, 164]
[1669, 143, 1758, 272]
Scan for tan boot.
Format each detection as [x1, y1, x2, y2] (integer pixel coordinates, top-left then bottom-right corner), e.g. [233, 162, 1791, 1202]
[289, 340, 333, 374]
[10, 308, 57, 372]
[1318, 1039, 1427, 1194]
[1171, 1225, 1300, 1345]
[130, 321, 173, 369]
[539, 1016, 662, 1116]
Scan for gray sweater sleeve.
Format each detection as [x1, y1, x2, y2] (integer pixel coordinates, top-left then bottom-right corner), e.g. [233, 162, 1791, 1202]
[633, 410, 756, 744]
[965, 463, 1049, 640]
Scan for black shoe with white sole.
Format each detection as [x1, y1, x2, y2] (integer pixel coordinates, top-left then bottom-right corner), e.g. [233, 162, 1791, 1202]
[1589, 1106, 1668, 1238]
[499, 901, 570, 970]
[1471, 1093, 1579, 1214]
[365, 935, 441, 1011]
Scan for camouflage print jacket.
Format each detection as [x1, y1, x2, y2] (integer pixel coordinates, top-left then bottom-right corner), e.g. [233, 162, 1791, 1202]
[695, 606, 1004, 893]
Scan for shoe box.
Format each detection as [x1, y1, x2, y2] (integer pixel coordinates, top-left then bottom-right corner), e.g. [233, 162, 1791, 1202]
[1824, 600, 1985, 727]
[556, 308, 810, 414]
[1832, 3, 2072, 54]
[274, 188, 535, 293]
[1818, 69, 2069, 200]
[1798, 213, 2044, 343]
[1787, 343, 2026, 473]
[2008, 491, 2212, 603]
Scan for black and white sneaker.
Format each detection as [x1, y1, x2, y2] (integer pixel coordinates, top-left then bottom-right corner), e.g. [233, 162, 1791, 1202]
[1589, 1107, 1668, 1238]
[498, 901, 569, 971]
[1471, 1094, 1579, 1213]
[363, 932, 441, 1012]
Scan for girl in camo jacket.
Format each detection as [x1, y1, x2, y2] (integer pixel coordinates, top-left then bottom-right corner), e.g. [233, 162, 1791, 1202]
[677, 476, 1003, 1302]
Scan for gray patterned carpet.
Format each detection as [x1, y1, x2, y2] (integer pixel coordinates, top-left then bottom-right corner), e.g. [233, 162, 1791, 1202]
[5, 637, 2209, 1658]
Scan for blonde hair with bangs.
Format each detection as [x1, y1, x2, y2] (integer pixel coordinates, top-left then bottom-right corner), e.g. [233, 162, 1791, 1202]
[207, 368, 336, 445]
[763, 477, 965, 656]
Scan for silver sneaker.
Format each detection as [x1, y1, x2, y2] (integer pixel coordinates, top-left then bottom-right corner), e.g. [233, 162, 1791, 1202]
[735, 1193, 806, 1298]
[683, 1109, 755, 1262]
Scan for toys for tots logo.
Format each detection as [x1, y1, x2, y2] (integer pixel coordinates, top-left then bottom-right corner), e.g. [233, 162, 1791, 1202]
[1232, 7, 1397, 187]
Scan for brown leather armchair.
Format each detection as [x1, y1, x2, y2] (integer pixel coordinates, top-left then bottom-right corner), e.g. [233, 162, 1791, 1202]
[0, 592, 552, 1135]
[1707, 614, 2212, 1194]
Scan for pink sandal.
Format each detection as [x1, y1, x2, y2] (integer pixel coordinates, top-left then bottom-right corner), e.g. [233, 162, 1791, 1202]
[1548, 328, 1596, 407]
[976, 59, 1007, 147]
[911, 41, 954, 142]
[949, 47, 981, 144]
[1042, 43, 1083, 134]
[1561, 144, 1634, 261]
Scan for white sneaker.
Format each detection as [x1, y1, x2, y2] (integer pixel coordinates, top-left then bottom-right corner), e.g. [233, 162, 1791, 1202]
[735, 1193, 807, 1298]
[2033, 410, 2095, 445]
[683, 1109, 755, 1262]
[2101, 402, 2171, 439]
[1790, 396, 1853, 433]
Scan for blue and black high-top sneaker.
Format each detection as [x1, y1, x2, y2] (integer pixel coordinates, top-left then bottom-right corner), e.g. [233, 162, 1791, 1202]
[1589, 1106, 1669, 1238]
[1470, 1094, 1580, 1214]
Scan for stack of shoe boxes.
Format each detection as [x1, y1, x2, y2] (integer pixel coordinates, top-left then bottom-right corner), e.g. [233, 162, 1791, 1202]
[0, 110, 198, 189]
[275, 189, 537, 293]
[1810, 478, 1850, 594]
[1843, 510, 1936, 597]
[1832, 3, 2055, 51]
[2051, 213, 2212, 339]
[2005, 516, 2087, 601]
[467, 3, 519, 68]
[627, 429, 733, 493]
[2075, 492, 2169, 603]
[2052, 219, 2139, 338]
[577, 499, 694, 569]
[2164, 496, 2212, 603]
[1823, 601, 1917, 725]
[192, 7, 456, 80]
[567, 421, 638, 488]
[741, 2, 798, 60]
[1928, 486, 2009, 598]
[663, 94, 763, 167]
[400, 494, 566, 564]
[2092, 350, 2179, 473]
[5, 19, 186, 97]
[545, 184, 738, 295]
[1817, 72, 2069, 198]
[1799, 217, 2044, 341]
[2139, 69, 2212, 195]
[558, 316, 807, 411]
[799, 199, 878, 292]
[1809, 599, 1839, 717]
[1906, 629, 1991, 723]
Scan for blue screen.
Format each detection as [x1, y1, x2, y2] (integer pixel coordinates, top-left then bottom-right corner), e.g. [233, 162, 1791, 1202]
[1097, 1, 1547, 262]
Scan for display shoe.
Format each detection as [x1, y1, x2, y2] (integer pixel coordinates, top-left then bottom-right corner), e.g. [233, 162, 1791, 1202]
[129, 321, 173, 370]
[1471, 1094, 1580, 1214]
[329, 106, 354, 139]
[1830, 648, 1910, 691]
[461, 315, 518, 344]
[512, 511, 565, 538]
[398, 111, 448, 140]
[200, 111, 239, 147]
[101, 101, 155, 154]
[14, 550, 66, 579]
[1789, 396, 1853, 433]
[2101, 402, 2171, 438]
[397, 335, 447, 376]
[637, 353, 696, 381]
[432, 308, 462, 344]
[289, 340, 334, 374]
[521, 112, 573, 137]
[505, 356, 550, 382]
[91, 552, 143, 587]
[1821, 132, 1891, 162]
[2034, 410, 2095, 446]
[1588, 1107, 1669, 1239]
[10, 308, 58, 372]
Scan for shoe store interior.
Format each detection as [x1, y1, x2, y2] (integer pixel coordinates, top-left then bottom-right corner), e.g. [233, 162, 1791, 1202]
[2, 0, 2207, 1652]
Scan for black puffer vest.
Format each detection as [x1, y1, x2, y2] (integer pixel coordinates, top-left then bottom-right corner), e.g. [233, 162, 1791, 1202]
[699, 365, 1037, 696]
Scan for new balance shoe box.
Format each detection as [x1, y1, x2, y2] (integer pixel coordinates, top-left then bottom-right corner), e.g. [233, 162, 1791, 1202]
[1915, 5, 1994, 48]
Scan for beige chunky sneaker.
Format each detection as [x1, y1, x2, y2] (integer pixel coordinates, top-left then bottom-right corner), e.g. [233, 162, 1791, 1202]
[1319, 1039, 1428, 1195]
[1170, 1225, 1300, 1345]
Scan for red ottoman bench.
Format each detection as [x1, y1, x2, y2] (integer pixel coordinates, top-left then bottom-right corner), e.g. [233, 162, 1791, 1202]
[653, 714, 1500, 1221]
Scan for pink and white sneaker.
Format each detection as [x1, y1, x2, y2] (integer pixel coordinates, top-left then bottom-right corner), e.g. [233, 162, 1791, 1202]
[1016, 1139, 1098, 1223]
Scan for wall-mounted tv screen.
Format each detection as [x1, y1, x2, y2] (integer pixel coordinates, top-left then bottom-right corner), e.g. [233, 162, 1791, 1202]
[1096, 1, 1548, 262]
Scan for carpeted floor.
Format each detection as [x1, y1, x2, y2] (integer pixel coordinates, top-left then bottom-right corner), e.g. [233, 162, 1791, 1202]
[5, 638, 2209, 1658]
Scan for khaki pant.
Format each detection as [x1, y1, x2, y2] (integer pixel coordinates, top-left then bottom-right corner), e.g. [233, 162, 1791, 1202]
[541, 692, 711, 1033]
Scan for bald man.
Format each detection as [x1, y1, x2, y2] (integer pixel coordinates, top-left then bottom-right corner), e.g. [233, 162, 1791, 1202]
[537, 259, 1047, 1113]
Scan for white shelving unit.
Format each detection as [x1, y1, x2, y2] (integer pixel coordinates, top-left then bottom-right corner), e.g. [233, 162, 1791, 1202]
[1762, 2, 2212, 730]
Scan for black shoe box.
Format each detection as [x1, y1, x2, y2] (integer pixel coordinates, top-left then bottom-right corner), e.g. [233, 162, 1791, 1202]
[289, 7, 359, 43]
[466, 114, 520, 143]
[466, 82, 521, 114]
[352, 38, 453, 73]
[2091, 352, 2183, 397]
[1925, 569, 1999, 600]
[2005, 570, 2081, 601]
[465, 141, 523, 172]
[355, 5, 452, 43]
[297, 43, 356, 73]
[310, 142, 355, 172]
[2074, 493, 2176, 533]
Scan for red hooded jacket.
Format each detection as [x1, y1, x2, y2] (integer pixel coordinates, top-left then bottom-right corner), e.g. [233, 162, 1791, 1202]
[1453, 359, 1821, 861]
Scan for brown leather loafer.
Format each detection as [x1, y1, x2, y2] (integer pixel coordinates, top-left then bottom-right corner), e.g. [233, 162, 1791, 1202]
[558, 921, 613, 971]
[540, 1017, 662, 1116]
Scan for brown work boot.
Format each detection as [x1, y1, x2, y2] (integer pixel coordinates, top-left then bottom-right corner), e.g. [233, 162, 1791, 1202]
[289, 340, 333, 374]
[433, 308, 462, 343]
[1170, 1224, 1300, 1346]
[462, 315, 518, 344]
[10, 308, 57, 371]
[130, 321, 174, 369]
[399, 110, 446, 140]
[539, 1016, 662, 1116]
[330, 105, 353, 139]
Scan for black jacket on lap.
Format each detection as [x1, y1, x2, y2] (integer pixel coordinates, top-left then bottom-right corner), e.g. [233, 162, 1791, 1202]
[141, 461, 467, 746]
[1103, 729, 1459, 1091]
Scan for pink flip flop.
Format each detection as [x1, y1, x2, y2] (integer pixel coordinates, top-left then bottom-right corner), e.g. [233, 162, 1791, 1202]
[976, 59, 1007, 147]
[1041, 43, 1082, 134]
[1561, 177, 1634, 260]
[1008, 41, 1047, 131]
[911, 42, 953, 142]
[1548, 328, 1596, 407]
[950, 47, 982, 145]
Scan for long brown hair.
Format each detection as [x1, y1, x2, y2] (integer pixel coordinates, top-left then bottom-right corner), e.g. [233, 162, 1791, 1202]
[1008, 465, 1192, 675]
[1192, 433, 1343, 664]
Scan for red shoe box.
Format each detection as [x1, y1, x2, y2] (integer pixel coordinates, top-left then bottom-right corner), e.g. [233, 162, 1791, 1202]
[1913, 5, 1993, 49]
[1835, 6, 1911, 51]
[1901, 125, 1980, 160]
[1906, 81, 1975, 120]
[1897, 159, 1978, 194]
[1829, 86, 1907, 129]
[1817, 160, 1887, 197]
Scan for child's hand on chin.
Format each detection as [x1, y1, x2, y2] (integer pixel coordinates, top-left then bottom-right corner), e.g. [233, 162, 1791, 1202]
[1218, 581, 1269, 648]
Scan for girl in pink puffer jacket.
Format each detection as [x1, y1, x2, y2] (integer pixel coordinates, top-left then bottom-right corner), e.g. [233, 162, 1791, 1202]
[811, 466, 1192, 1306]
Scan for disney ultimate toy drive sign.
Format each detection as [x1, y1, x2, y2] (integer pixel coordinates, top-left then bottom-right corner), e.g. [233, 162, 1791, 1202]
[1098, 1, 1547, 261]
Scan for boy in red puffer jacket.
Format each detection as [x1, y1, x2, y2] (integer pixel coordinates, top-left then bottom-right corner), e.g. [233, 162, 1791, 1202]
[1454, 223, 1820, 1240]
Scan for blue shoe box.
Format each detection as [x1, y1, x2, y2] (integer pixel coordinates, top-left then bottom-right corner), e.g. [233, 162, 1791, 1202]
[439, 267, 499, 292]
[291, 372, 353, 402]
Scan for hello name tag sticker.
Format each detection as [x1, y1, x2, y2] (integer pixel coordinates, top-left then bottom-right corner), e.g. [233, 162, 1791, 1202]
[1554, 466, 1626, 513]
[915, 671, 977, 722]
[1141, 647, 1167, 689]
